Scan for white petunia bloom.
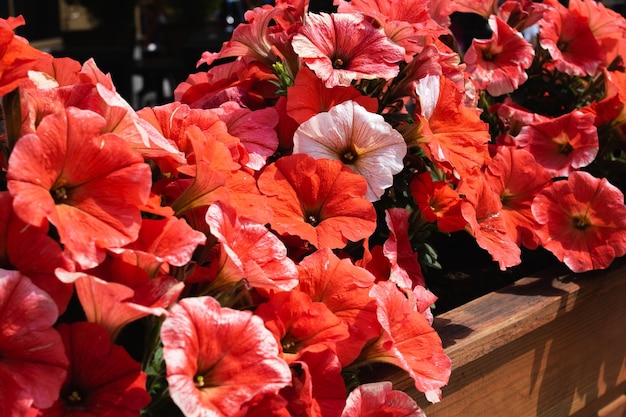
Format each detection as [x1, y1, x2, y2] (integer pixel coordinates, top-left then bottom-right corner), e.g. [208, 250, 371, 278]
[293, 101, 407, 201]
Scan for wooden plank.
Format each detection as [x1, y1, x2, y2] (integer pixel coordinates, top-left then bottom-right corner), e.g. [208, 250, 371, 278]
[378, 258, 626, 417]
[570, 383, 626, 417]
[597, 394, 626, 417]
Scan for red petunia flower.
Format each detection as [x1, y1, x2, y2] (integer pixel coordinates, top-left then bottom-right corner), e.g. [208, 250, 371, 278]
[237, 393, 290, 417]
[494, 100, 550, 139]
[281, 349, 347, 417]
[514, 110, 599, 178]
[297, 248, 379, 366]
[409, 76, 491, 182]
[141, 107, 272, 225]
[340, 381, 426, 417]
[579, 86, 624, 129]
[539, 0, 604, 76]
[335, 0, 446, 60]
[0, 16, 50, 96]
[292, 12, 405, 88]
[498, 0, 549, 32]
[198, 5, 297, 73]
[20, 57, 181, 170]
[532, 171, 626, 273]
[369, 44, 440, 107]
[412, 285, 439, 326]
[109, 216, 207, 277]
[18, 60, 101, 134]
[484, 146, 552, 249]
[220, 168, 274, 225]
[95, 81, 186, 164]
[39, 321, 151, 417]
[382, 208, 425, 289]
[568, 0, 626, 66]
[6, 107, 152, 269]
[362, 281, 451, 403]
[167, 161, 229, 217]
[0, 270, 68, 417]
[286, 66, 378, 125]
[336, 0, 431, 30]
[72, 273, 183, 340]
[29, 56, 82, 87]
[0, 191, 74, 314]
[255, 289, 350, 363]
[459, 168, 522, 270]
[235, 349, 349, 417]
[137, 101, 242, 170]
[409, 171, 467, 233]
[464, 15, 535, 97]
[609, 70, 626, 125]
[257, 154, 377, 249]
[174, 57, 279, 110]
[213, 101, 279, 171]
[205, 201, 299, 292]
[161, 296, 292, 416]
[18, 65, 99, 137]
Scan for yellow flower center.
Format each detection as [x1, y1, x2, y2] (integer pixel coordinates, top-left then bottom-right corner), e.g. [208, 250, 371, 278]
[68, 391, 82, 403]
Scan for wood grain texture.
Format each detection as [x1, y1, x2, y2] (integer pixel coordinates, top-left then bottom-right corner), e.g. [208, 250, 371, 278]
[379, 258, 626, 417]
[597, 393, 626, 417]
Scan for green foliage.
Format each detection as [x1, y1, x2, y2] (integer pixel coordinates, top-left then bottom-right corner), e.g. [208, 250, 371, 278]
[271, 60, 295, 96]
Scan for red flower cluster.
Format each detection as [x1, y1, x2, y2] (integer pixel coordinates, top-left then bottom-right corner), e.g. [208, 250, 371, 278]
[1, 0, 626, 415]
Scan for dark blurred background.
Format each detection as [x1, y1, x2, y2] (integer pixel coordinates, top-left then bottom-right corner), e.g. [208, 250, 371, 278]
[0, 0, 248, 108]
[0, 0, 338, 109]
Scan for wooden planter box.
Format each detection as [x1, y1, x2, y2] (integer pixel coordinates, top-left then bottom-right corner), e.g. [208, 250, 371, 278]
[383, 258, 626, 417]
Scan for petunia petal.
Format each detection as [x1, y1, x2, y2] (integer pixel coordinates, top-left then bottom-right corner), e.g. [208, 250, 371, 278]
[161, 296, 292, 417]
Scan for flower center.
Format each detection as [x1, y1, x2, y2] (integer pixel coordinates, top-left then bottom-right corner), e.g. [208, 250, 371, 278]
[342, 151, 356, 162]
[194, 371, 219, 389]
[282, 336, 299, 354]
[307, 214, 319, 226]
[195, 375, 206, 388]
[500, 188, 519, 209]
[340, 145, 359, 164]
[481, 49, 494, 61]
[52, 186, 69, 204]
[68, 391, 82, 403]
[558, 141, 573, 155]
[572, 214, 591, 230]
[63, 388, 87, 411]
[332, 57, 345, 69]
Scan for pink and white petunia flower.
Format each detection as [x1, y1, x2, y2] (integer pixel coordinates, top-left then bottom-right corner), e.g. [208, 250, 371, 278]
[292, 12, 405, 88]
[293, 100, 407, 201]
[464, 15, 535, 97]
